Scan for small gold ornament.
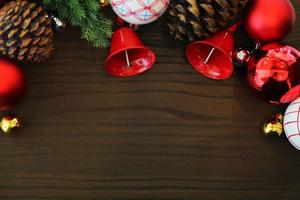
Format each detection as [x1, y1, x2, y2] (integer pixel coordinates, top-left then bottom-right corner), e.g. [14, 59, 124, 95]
[0, 114, 21, 134]
[263, 113, 283, 136]
[100, 0, 109, 8]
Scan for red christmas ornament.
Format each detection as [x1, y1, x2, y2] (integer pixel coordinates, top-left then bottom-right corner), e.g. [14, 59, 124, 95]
[244, 0, 295, 42]
[0, 59, 26, 111]
[247, 43, 300, 105]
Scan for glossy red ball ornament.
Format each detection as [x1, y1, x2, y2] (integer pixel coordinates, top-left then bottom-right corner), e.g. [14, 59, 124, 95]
[244, 0, 295, 42]
[0, 59, 26, 111]
[247, 43, 300, 105]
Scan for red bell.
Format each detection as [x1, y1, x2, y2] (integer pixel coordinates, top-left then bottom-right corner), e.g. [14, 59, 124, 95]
[105, 27, 156, 77]
[186, 22, 240, 80]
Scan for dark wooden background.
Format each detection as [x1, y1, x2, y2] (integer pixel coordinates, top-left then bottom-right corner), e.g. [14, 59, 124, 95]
[0, 1, 300, 199]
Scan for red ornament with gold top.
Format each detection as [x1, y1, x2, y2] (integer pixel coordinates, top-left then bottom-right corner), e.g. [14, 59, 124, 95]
[247, 43, 300, 105]
[0, 59, 26, 111]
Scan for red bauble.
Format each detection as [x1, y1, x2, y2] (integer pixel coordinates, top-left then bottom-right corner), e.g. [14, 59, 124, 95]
[0, 59, 26, 111]
[247, 43, 300, 105]
[244, 0, 295, 42]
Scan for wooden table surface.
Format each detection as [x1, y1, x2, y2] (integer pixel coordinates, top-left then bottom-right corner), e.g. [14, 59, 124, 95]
[1, 1, 300, 199]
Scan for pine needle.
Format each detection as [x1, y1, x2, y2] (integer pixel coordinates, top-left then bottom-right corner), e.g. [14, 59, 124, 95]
[42, 0, 112, 48]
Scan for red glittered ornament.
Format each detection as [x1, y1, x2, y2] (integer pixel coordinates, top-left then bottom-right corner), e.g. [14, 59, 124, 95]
[0, 59, 26, 111]
[247, 43, 300, 105]
[244, 0, 295, 42]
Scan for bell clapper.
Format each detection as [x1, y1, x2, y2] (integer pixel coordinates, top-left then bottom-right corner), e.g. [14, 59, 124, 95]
[125, 50, 131, 68]
[204, 47, 216, 64]
[123, 23, 135, 68]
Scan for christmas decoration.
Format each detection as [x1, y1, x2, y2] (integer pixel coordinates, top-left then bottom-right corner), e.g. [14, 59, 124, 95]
[50, 15, 67, 33]
[108, 0, 167, 77]
[232, 48, 250, 65]
[0, 114, 21, 134]
[167, 0, 249, 42]
[263, 113, 284, 136]
[41, 0, 112, 47]
[100, 0, 110, 8]
[186, 22, 240, 80]
[110, 0, 170, 25]
[105, 27, 155, 76]
[0, 0, 54, 63]
[0, 0, 296, 155]
[283, 97, 300, 150]
[232, 42, 260, 66]
[0, 59, 26, 111]
[244, 0, 296, 42]
[247, 43, 300, 105]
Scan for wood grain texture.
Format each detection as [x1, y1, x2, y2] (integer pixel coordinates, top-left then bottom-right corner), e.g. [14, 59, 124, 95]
[0, 1, 300, 199]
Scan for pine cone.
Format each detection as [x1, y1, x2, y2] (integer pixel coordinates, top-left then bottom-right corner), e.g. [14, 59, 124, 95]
[0, 0, 54, 64]
[167, 0, 249, 42]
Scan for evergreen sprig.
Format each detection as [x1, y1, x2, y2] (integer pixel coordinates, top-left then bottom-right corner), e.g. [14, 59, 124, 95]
[42, 0, 113, 47]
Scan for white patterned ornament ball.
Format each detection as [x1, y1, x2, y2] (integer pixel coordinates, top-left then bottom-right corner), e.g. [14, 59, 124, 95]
[110, 0, 170, 25]
[284, 96, 300, 150]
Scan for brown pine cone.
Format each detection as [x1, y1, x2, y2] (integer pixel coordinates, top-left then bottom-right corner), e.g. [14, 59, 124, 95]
[167, 0, 249, 42]
[0, 0, 54, 64]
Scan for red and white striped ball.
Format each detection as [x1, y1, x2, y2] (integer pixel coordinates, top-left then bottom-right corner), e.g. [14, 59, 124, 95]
[110, 0, 170, 25]
[284, 97, 300, 150]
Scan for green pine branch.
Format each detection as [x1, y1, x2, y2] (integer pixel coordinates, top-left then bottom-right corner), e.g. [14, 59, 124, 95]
[42, 0, 113, 48]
